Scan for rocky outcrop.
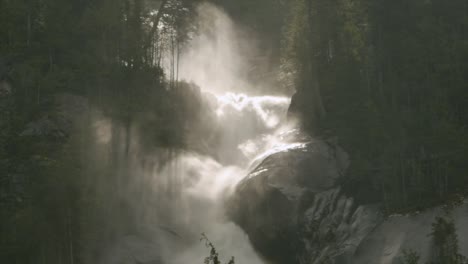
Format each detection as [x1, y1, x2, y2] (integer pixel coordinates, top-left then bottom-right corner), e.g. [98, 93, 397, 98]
[228, 131, 468, 264]
[228, 135, 382, 264]
[20, 94, 89, 139]
[300, 188, 380, 264]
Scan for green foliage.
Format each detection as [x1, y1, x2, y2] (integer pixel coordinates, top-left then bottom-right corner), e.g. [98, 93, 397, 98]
[282, 0, 468, 212]
[397, 216, 468, 264]
[0, 0, 199, 263]
[401, 249, 421, 264]
[201, 233, 235, 264]
[429, 216, 468, 264]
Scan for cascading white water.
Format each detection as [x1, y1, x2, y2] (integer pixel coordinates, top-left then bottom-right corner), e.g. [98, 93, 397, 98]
[154, 4, 302, 263]
[160, 92, 294, 264]
[96, 3, 304, 264]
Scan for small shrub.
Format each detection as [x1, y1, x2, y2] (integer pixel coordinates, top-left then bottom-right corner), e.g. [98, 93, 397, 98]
[201, 233, 235, 264]
[401, 249, 420, 264]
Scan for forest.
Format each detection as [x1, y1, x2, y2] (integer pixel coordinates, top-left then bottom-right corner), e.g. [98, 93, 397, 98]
[1, 0, 468, 263]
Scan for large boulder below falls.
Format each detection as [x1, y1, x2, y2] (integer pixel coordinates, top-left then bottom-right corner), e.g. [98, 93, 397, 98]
[228, 135, 468, 264]
[227, 139, 382, 264]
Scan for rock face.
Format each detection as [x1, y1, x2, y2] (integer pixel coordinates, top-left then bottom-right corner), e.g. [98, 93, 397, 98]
[20, 94, 89, 139]
[228, 132, 468, 264]
[228, 136, 381, 264]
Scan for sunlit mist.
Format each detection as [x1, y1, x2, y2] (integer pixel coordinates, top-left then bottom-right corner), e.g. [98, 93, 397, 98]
[178, 3, 257, 94]
[216, 93, 290, 128]
[96, 3, 301, 264]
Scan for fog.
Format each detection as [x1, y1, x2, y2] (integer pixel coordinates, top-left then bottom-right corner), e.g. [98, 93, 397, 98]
[178, 3, 261, 95]
[95, 3, 297, 263]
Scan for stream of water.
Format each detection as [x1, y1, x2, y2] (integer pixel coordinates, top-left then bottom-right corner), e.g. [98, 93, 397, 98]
[99, 4, 300, 263]
[157, 4, 298, 263]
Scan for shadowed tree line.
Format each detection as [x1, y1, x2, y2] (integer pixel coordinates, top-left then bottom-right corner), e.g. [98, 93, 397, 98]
[0, 0, 212, 263]
[215, 0, 468, 213]
[278, 0, 468, 213]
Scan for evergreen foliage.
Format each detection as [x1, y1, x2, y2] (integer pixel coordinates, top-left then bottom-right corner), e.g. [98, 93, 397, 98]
[401, 249, 421, 264]
[281, 0, 468, 212]
[400, 216, 468, 264]
[201, 233, 235, 264]
[0, 0, 202, 263]
[430, 216, 468, 264]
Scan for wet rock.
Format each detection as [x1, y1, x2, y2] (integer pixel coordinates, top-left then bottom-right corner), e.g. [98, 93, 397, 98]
[229, 133, 468, 264]
[300, 188, 381, 264]
[227, 138, 381, 264]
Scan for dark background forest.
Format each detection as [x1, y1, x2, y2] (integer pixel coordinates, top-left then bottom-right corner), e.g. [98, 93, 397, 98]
[0, 0, 467, 263]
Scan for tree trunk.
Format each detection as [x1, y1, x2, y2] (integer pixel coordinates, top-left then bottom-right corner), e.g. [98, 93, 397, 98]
[37, 84, 40, 105]
[68, 209, 74, 264]
[145, 0, 169, 49]
[176, 38, 180, 87]
[307, 0, 326, 122]
[27, 12, 31, 47]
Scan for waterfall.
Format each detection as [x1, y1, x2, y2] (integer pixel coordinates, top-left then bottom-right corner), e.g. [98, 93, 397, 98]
[160, 92, 292, 264]
[96, 3, 301, 264]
